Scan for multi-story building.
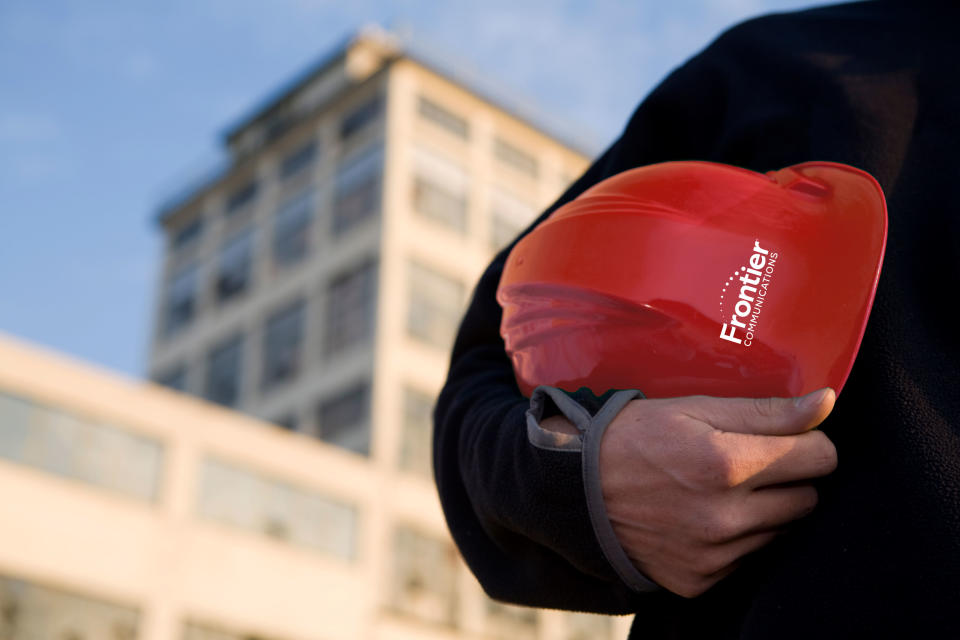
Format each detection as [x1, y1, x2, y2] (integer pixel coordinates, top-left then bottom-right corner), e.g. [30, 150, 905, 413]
[0, 334, 626, 640]
[0, 26, 629, 640]
[148, 26, 594, 448]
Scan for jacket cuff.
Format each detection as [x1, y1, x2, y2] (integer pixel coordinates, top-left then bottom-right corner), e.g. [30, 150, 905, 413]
[526, 386, 661, 593]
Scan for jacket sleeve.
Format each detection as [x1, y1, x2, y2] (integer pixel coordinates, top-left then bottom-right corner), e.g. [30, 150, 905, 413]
[432, 36, 739, 615]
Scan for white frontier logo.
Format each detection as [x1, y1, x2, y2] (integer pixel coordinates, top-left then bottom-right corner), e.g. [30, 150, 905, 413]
[719, 240, 779, 347]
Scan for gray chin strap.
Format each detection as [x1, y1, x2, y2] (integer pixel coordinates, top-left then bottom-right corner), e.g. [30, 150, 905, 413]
[581, 389, 661, 593]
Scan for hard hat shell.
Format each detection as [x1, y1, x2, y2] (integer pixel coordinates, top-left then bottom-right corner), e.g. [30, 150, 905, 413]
[497, 161, 888, 399]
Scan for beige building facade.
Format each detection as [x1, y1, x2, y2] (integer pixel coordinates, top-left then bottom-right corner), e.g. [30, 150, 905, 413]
[0, 27, 631, 640]
[0, 335, 631, 639]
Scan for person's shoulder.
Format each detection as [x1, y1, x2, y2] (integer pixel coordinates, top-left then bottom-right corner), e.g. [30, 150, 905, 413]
[719, 1, 896, 40]
[692, 1, 908, 71]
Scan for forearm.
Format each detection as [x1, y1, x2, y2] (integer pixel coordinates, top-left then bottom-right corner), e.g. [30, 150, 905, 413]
[433, 38, 734, 610]
[434, 259, 645, 612]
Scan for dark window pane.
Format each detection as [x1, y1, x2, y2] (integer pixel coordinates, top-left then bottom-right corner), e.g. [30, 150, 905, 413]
[164, 265, 198, 336]
[154, 364, 187, 392]
[216, 229, 254, 302]
[262, 299, 305, 391]
[172, 217, 204, 251]
[272, 414, 298, 431]
[273, 190, 313, 267]
[418, 96, 469, 139]
[325, 260, 377, 356]
[333, 146, 382, 235]
[226, 180, 258, 214]
[205, 335, 244, 408]
[316, 383, 370, 456]
[333, 179, 379, 234]
[280, 140, 317, 179]
[339, 95, 382, 140]
[265, 114, 294, 144]
[494, 137, 539, 178]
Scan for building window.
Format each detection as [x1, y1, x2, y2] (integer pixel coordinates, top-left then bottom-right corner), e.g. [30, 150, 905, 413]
[0, 573, 140, 640]
[324, 260, 377, 356]
[418, 95, 469, 139]
[273, 189, 314, 267]
[494, 137, 539, 178]
[0, 391, 164, 502]
[163, 264, 198, 337]
[339, 95, 382, 140]
[172, 216, 204, 252]
[390, 526, 458, 626]
[333, 145, 382, 235]
[154, 364, 187, 392]
[316, 382, 370, 456]
[399, 387, 434, 477]
[280, 140, 317, 180]
[265, 114, 294, 145]
[216, 228, 254, 302]
[407, 262, 466, 350]
[262, 299, 305, 391]
[490, 189, 536, 252]
[411, 147, 469, 233]
[272, 414, 298, 432]
[225, 180, 258, 214]
[204, 334, 244, 408]
[198, 457, 357, 560]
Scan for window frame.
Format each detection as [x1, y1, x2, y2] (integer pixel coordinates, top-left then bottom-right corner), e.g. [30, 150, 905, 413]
[324, 259, 378, 357]
[215, 228, 255, 303]
[417, 95, 470, 139]
[204, 333, 245, 408]
[315, 381, 372, 456]
[272, 188, 315, 268]
[261, 298, 307, 392]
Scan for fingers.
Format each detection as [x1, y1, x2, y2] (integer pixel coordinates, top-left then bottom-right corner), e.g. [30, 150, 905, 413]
[662, 489, 817, 597]
[686, 485, 815, 546]
[737, 485, 819, 534]
[713, 428, 838, 489]
[678, 388, 836, 436]
[748, 430, 837, 487]
[599, 392, 837, 599]
[643, 529, 782, 599]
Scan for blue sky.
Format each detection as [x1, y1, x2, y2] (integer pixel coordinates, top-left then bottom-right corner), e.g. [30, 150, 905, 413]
[0, 0, 825, 377]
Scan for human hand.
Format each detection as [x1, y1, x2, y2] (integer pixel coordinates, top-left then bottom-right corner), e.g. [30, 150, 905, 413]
[544, 388, 837, 598]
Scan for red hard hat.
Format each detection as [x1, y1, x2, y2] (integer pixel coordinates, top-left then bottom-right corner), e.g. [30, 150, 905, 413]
[497, 161, 887, 399]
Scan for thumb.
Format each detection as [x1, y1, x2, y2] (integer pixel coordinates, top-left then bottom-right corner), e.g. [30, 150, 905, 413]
[683, 388, 836, 436]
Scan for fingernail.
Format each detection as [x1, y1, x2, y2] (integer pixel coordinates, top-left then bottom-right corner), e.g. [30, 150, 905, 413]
[796, 388, 829, 410]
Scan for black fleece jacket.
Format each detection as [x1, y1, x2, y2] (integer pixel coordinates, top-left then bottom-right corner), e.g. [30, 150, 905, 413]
[434, 2, 960, 637]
